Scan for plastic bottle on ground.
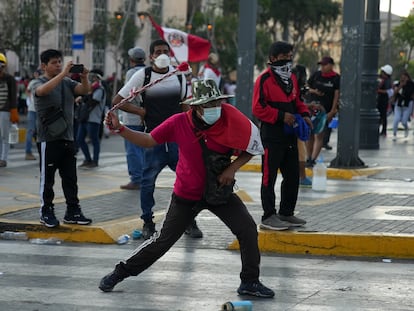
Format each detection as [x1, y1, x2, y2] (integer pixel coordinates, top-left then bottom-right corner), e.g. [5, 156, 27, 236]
[312, 156, 327, 192]
[8, 124, 19, 144]
[29, 238, 62, 245]
[221, 301, 253, 311]
[117, 234, 130, 245]
[0, 231, 28, 240]
[132, 229, 142, 240]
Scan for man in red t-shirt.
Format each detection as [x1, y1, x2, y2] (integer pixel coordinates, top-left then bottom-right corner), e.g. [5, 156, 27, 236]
[100, 79, 274, 299]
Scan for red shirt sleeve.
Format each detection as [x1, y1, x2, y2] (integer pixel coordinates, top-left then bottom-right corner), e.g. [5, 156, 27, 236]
[252, 71, 279, 124]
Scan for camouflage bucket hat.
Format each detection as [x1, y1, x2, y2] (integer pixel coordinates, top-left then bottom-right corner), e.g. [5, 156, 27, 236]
[183, 79, 234, 105]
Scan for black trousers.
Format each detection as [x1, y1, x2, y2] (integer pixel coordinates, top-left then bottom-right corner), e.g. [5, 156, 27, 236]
[115, 193, 261, 283]
[37, 140, 79, 211]
[260, 141, 299, 220]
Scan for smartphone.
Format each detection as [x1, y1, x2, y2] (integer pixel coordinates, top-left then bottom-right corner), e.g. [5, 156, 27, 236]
[69, 64, 84, 73]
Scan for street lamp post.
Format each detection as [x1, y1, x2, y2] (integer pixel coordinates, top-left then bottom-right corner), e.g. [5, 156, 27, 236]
[235, 0, 257, 119]
[330, 0, 366, 168]
[359, 0, 381, 150]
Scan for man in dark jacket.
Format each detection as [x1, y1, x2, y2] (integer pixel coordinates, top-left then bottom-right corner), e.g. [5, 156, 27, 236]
[252, 41, 311, 231]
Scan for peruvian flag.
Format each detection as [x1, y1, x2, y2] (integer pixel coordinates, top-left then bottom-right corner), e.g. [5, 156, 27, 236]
[187, 104, 264, 156]
[149, 16, 211, 63]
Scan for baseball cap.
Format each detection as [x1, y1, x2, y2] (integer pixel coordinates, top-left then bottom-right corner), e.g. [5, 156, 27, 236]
[380, 64, 393, 76]
[128, 47, 146, 62]
[90, 69, 104, 80]
[318, 56, 334, 65]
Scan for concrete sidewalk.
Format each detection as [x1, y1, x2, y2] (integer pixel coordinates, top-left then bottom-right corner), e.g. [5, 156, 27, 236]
[1, 125, 414, 259]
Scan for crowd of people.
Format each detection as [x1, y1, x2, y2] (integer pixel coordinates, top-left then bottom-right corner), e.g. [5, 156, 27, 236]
[1, 38, 413, 299]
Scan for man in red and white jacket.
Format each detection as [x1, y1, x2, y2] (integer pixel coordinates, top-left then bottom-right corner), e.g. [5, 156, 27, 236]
[252, 41, 312, 231]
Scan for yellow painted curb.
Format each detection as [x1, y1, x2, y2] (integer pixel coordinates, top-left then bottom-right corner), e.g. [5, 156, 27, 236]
[0, 219, 114, 243]
[235, 189, 253, 202]
[228, 230, 414, 259]
[240, 163, 261, 172]
[306, 167, 385, 180]
[0, 212, 167, 244]
[240, 162, 386, 180]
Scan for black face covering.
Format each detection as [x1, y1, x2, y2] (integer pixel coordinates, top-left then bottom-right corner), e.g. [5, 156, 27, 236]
[270, 60, 293, 95]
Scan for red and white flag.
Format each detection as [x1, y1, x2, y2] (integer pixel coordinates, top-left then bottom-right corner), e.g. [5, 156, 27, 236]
[149, 16, 211, 63]
[186, 104, 264, 156]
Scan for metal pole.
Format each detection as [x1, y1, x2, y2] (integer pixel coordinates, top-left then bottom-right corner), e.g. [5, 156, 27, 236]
[235, 0, 257, 119]
[359, 0, 381, 149]
[34, 0, 40, 69]
[330, 0, 366, 168]
[385, 0, 392, 64]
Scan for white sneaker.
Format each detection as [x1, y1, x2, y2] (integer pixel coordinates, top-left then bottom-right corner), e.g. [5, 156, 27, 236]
[405, 128, 409, 138]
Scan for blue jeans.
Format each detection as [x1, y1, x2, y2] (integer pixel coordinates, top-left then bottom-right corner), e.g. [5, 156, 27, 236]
[140, 142, 178, 223]
[25, 111, 36, 154]
[77, 122, 101, 164]
[124, 125, 145, 185]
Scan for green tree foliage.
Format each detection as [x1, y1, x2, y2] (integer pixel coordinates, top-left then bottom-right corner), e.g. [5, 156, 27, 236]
[0, 1, 54, 58]
[393, 15, 414, 67]
[183, 0, 340, 77]
[257, 0, 340, 44]
[85, 13, 139, 70]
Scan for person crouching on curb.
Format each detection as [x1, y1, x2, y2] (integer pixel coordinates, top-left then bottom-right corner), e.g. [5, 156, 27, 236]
[99, 79, 275, 298]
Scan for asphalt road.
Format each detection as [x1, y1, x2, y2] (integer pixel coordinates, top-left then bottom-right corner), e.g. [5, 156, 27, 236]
[1, 240, 414, 311]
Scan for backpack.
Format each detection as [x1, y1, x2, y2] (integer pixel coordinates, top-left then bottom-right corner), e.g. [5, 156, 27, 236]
[140, 66, 184, 105]
[101, 80, 113, 108]
[198, 138, 234, 206]
[77, 87, 105, 123]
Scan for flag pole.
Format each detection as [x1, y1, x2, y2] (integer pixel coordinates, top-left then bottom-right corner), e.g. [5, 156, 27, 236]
[109, 62, 190, 112]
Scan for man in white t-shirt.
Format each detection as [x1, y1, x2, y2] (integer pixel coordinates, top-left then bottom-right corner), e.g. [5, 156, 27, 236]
[25, 69, 42, 160]
[112, 39, 204, 240]
[119, 47, 146, 190]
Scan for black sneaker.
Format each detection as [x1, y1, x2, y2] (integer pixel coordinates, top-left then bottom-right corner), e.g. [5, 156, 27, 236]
[63, 210, 92, 225]
[79, 160, 93, 168]
[237, 281, 275, 298]
[40, 207, 60, 228]
[305, 158, 315, 168]
[142, 221, 156, 240]
[99, 270, 125, 292]
[85, 161, 98, 168]
[185, 220, 203, 238]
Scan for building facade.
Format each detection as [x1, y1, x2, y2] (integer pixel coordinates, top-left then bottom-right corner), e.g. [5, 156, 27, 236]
[3, 0, 188, 79]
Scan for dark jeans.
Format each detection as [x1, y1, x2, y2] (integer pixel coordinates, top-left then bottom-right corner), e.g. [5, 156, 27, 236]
[77, 121, 101, 164]
[115, 193, 261, 283]
[377, 102, 388, 134]
[37, 140, 79, 211]
[260, 141, 299, 220]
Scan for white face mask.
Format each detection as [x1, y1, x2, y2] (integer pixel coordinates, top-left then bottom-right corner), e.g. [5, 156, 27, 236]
[201, 107, 222, 125]
[154, 54, 171, 69]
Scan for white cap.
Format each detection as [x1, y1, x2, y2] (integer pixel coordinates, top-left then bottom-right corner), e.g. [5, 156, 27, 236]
[381, 64, 393, 76]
